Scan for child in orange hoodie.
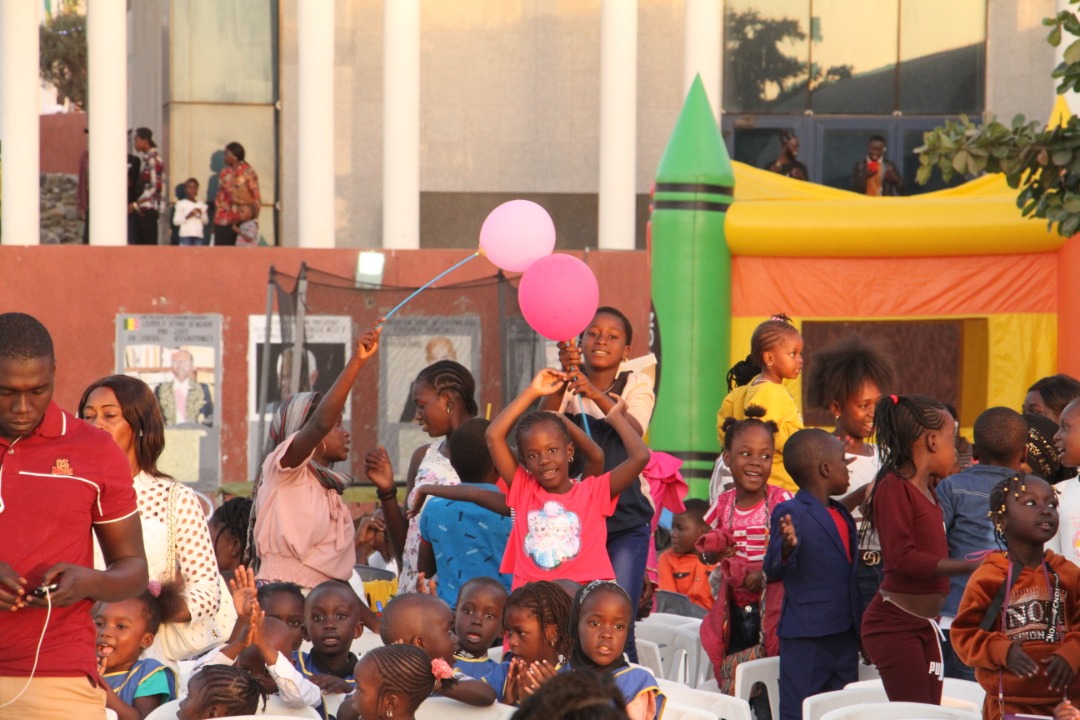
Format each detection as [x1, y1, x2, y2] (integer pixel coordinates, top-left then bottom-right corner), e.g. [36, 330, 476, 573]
[952, 473, 1080, 720]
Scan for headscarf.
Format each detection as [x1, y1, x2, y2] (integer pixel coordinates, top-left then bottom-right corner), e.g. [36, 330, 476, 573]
[243, 392, 352, 567]
[570, 580, 631, 673]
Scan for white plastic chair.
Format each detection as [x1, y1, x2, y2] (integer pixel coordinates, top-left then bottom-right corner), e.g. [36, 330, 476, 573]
[803, 686, 888, 720]
[733, 656, 780, 720]
[658, 678, 753, 720]
[106, 710, 119, 720]
[819, 701, 980, 720]
[843, 679, 980, 713]
[351, 629, 385, 656]
[634, 622, 704, 686]
[644, 612, 705, 630]
[144, 696, 323, 719]
[417, 696, 517, 720]
[857, 663, 881, 682]
[145, 699, 179, 720]
[636, 638, 665, 679]
[665, 701, 724, 720]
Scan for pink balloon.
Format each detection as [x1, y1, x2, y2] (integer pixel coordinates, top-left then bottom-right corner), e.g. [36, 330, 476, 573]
[479, 200, 556, 272]
[518, 254, 600, 342]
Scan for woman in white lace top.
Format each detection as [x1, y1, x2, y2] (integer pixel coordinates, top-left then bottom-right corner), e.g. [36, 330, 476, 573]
[79, 375, 226, 666]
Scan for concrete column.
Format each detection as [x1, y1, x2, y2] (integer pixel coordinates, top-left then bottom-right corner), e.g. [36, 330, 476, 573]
[298, 1, 335, 248]
[684, 0, 721, 120]
[383, 0, 420, 250]
[1056, 0, 1080, 115]
[87, 0, 128, 246]
[598, 0, 637, 250]
[0, 1, 40, 245]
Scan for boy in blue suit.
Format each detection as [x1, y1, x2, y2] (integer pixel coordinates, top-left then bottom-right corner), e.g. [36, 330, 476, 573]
[764, 429, 863, 720]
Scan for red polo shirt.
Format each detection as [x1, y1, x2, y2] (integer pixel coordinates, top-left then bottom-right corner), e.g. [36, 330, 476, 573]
[0, 402, 137, 678]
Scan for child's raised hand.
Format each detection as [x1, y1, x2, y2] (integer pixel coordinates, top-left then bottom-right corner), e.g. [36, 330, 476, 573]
[1006, 643, 1039, 678]
[228, 564, 257, 620]
[1043, 654, 1075, 692]
[555, 341, 583, 372]
[357, 322, 383, 360]
[416, 571, 438, 596]
[529, 368, 568, 396]
[364, 447, 394, 492]
[519, 660, 558, 699]
[604, 394, 628, 420]
[1055, 700, 1080, 720]
[778, 514, 798, 554]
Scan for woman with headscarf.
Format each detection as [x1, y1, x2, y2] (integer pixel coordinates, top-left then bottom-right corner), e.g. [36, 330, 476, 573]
[212, 141, 261, 246]
[247, 322, 381, 590]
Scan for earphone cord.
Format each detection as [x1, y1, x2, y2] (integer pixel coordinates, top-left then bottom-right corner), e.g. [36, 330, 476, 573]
[0, 592, 52, 708]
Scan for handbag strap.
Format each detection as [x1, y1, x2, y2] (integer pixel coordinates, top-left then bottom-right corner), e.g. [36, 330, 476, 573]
[164, 481, 180, 583]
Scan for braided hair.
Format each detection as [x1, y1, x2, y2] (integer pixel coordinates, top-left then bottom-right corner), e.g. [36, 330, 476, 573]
[872, 394, 948, 480]
[720, 404, 779, 451]
[726, 314, 800, 390]
[513, 669, 629, 720]
[514, 411, 571, 455]
[364, 644, 437, 713]
[988, 472, 1054, 548]
[504, 581, 574, 661]
[1023, 413, 1073, 483]
[415, 360, 479, 417]
[188, 664, 267, 716]
[210, 497, 252, 563]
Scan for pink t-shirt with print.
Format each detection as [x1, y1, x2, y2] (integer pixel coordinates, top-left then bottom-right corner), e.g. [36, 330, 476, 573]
[500, 467, 618, 588]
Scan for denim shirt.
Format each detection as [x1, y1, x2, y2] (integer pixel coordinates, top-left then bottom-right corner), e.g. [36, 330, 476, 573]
[936, 463, 1018, 617]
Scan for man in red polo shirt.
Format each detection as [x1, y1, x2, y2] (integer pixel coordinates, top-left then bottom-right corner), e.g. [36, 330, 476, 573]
[0, 313, 147, 719]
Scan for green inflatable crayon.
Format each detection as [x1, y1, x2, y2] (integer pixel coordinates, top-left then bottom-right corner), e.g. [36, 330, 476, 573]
[648, 75, 733, 499]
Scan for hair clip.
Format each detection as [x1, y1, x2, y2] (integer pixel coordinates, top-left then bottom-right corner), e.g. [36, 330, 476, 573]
[148, 579, 162, 597]
[578, 579, 619, 605]
[889, 395, 899, 404]
[431, 658, 455, 681]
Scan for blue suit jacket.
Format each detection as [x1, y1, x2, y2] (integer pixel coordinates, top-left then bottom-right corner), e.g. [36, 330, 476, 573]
[763, 490, 863, 639]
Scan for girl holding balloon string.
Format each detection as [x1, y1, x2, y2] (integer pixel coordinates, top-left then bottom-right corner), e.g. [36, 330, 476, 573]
[540, 307, 656, 661]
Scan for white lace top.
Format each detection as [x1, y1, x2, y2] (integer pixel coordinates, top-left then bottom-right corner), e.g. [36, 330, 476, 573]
[133, 472, 221, 621]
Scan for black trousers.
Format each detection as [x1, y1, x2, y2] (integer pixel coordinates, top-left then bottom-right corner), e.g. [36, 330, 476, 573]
[128, 210, 160, 245]
[213, 223, 237, 246]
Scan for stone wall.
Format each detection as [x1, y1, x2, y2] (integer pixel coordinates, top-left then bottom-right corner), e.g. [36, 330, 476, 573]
[40, 173, 84, 244]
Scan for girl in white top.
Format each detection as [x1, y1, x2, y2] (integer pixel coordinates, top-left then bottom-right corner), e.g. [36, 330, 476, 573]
[80, 374, 226, 667]
[173, 178, 209, 246]
[803, 335, 895, 608]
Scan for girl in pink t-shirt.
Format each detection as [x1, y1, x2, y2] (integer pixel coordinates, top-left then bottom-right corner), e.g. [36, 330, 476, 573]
[489, 369, 651, 589]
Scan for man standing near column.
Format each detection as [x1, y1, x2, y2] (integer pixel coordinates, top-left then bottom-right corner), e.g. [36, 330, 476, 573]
[129, 127, 164, 245]
[0, 312, 147, 718]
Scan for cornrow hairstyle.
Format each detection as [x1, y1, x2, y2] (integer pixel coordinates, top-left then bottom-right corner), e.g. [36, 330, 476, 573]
[1023, 413, 1073, 484]
[720, 404, 779, 451]
[0, 312, 54, 361]
[726, 314, 800, 390]
[804, 336, 895, 410]
[415, 360, 479, 417]
[210, 497, 253, 562]
[365, 644, 437, 713]
[1029, 374, 1080, 419]
[592, 306, 633, 345]
[257, 580, 305, 609]
[448, 417, 494, 483]
[872, 394, 948, 480]
[189, 664, 267, 716]
[514, 411, 572, 456]
[504, 581, 574, 661]
[513, 669, 629, 720]
[78, 375, 170, 479]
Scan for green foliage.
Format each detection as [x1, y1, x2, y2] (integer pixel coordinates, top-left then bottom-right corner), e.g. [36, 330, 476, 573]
[915, 0, 1080, 237]
[39, 12, 86, 109]
[725, 10, 806, 110]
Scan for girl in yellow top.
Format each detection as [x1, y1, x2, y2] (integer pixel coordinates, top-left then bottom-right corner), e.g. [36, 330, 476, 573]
[718, 315, 804, 492]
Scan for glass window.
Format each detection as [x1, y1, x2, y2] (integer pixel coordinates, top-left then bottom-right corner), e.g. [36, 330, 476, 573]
[168, 104, 277, 246]
[171, 0, 276, 103]
[898, 0, 985, 115]
[808, 0, 899, 114]
[724, 0, 810, 114]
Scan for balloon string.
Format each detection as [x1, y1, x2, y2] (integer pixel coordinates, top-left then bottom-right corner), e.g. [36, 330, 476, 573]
[378, 252, 479, 326]
[577, 394, 592, 438]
